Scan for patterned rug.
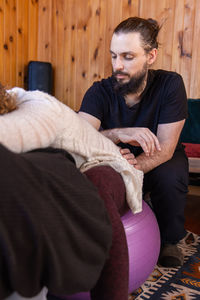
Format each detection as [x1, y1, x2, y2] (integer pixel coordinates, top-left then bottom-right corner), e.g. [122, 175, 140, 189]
[129, 232, 200, 299]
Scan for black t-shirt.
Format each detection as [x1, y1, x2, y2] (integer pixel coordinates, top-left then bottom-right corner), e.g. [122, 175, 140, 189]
[80, 69, 188, 156]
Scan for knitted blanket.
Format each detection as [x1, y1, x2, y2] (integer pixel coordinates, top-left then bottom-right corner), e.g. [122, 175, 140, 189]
[0, 88, 143, 213]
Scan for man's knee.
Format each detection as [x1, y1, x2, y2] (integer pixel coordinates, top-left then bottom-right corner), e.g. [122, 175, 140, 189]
[156, 166, 187, 188]
[145, 155, 188, 193]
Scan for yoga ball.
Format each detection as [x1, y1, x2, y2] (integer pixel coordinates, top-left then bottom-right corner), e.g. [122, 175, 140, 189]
[58, 201, 160, 300]
[122, 200, 160, 292]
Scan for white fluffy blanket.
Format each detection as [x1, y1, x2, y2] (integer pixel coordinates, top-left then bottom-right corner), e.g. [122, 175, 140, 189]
[0, 88, 143, 213]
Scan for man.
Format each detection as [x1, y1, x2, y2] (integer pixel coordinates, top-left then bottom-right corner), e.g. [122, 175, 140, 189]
[79, 16, 189, 267]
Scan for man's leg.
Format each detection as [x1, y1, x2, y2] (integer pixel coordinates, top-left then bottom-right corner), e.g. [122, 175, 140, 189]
[143, 148, 189, 267]
[84, 166, 129, 300]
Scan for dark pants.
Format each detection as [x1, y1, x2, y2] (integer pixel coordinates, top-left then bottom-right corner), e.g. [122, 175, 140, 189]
[143, 147, 189, 244]
[0, 144, 112, 299]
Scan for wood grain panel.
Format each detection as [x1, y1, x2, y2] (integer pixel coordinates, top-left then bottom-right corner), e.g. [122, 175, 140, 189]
[16, 0, 28, 87]
[74, 0, 91, 110]
[180, 0, 195, 96]
[140, 0, 169, 71]
[160, 0, 176, 71]
[190, 0, 200, 98]
[3, 0, 13, 87]
[104, 0, 123, 78]
[88, 0, 101, 83]
[0, 0, 5, 84]
[0, 0, 200, 110]
[28, 0, 38, 61]
[96, 0, 107, 82]
[122, 0, 139, 20]
[63, 0, 78, 108]
[37, 0, 52, 62]
[63, 0, 77, 108]
[51, 0, 65, 100]
[8, 0, 16, 87]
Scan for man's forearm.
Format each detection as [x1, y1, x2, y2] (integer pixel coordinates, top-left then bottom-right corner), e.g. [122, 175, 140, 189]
[102, 128, 171, 173]
[135, 145, 173, 173]
[101, 128, 120, 144]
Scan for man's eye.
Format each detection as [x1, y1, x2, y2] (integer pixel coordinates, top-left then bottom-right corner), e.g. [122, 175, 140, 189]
[124, 55, 134, 60]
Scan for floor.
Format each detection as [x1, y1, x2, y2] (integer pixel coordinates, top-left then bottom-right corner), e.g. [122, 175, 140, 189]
[184, 180, 200, 235]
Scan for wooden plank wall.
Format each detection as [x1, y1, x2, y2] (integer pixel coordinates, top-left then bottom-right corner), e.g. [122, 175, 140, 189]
[0, 0, 38, 89]
[0, 0, 200, 111]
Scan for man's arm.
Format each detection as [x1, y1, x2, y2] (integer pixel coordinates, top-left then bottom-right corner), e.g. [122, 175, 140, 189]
[134, 120, 185, 173]
[78, 112, 101, 130]
[102, 127, 161, 156]
[78, 111, 161, 156]
[78, 112, 185, 173]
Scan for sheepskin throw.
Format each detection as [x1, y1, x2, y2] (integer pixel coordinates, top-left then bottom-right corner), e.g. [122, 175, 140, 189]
[0, 88, 143, 213]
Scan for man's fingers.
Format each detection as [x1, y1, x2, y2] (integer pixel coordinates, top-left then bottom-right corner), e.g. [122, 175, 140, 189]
[118, 128, 161, 155]
[154, 137, 161, 151]
[133, 136, 150, 156]
[120, 148, 137, 165]
[133, 163, 142, 170]
[138, 131, 161, 156]
[143, 132, 155, 156]
[120, 148, 131, 155]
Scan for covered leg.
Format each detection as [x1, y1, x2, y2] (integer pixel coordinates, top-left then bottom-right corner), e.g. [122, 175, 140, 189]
[143, 148, 189, 267]
[143, 148, 188, 244]
[84, 166, 129, 300]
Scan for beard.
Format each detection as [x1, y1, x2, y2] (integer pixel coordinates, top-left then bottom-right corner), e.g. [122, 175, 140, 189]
[112, 63, 148, 96]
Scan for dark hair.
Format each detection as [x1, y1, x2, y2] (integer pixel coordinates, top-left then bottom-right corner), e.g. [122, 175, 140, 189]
[113, 17, 160, 52]
[0, 83, 17, 115]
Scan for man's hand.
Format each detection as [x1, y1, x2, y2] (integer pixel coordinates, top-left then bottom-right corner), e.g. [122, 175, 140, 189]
[78, 112, 161, 157]
[111, 127, 161, 156]
[120, 148, 142, 170]
[120, 148, 137, 165]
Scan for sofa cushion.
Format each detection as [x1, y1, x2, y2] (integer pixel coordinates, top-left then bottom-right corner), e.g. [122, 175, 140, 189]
[180, 99, 200, 144]
[182, 143, 200, 158]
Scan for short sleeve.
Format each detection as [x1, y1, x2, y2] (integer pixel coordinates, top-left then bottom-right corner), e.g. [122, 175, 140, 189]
[158, 74, 188, 124]
[79, 82, 106, 121]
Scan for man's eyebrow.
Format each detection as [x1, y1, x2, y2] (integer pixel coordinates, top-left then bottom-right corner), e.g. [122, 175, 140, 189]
[110, 50, 135, 55]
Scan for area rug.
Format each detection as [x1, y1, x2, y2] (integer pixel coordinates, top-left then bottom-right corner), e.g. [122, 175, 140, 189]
[129, 231, 200, 299]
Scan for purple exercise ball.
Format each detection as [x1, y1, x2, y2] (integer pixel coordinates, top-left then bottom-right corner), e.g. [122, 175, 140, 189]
[59, 200, 160, 300]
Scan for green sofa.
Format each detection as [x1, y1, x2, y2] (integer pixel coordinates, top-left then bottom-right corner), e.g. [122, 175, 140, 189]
[180, 99, 200, 174]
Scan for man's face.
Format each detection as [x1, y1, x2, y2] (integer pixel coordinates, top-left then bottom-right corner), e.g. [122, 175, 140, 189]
[110, 32, 149, 94]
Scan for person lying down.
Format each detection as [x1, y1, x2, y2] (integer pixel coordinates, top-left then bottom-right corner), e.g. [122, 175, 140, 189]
[1, 86, 143, 214]
[0, 85, 143, 300]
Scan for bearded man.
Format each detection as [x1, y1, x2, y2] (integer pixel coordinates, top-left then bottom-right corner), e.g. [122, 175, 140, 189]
[79, 16, 189, 268]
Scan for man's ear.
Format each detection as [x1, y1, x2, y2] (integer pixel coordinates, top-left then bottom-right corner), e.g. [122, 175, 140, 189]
[147, 48, 157, 65]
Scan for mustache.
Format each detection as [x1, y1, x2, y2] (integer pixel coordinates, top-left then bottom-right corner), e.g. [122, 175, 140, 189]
[112, 71, 130, 77]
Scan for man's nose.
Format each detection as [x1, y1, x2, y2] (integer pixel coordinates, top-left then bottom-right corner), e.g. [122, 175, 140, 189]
[114, 57, 124, 71]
